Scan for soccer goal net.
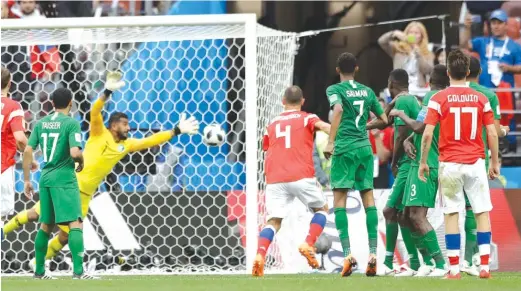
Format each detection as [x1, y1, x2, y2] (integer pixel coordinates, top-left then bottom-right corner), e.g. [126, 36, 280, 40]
[1, 14, 305, 275]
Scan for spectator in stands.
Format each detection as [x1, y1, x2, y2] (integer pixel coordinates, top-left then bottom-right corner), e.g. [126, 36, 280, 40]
[434, 47, 446, 65]
[9, 0, 43, 19]
[378, 21, 434, 91]
[461, 9, 521, 88]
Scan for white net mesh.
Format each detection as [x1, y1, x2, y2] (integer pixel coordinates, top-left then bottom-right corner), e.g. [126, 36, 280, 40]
[1, 16, 298, 274]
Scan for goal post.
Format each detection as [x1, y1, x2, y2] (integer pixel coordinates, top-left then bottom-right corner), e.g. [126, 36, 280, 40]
[1, 14, 299, 274]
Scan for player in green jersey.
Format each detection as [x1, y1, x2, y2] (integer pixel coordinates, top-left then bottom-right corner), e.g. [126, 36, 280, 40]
[378, 69, 423, 276]
[458, 57, 510, 275]
[324, 52, 387, 277]
[389, 65, 450, 276]
[23, 88, 96, 280]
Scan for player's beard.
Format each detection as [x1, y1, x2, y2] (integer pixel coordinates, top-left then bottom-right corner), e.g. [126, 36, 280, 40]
[118, 131, 129, 140]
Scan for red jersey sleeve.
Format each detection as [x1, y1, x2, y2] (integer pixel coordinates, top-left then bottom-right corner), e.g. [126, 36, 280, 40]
[8, 103, 25, 133]
[305, 113, 320, 132]
[482, 101, 495, 126]
[262, 128, 269, 151]
[424, 98, 441, 126]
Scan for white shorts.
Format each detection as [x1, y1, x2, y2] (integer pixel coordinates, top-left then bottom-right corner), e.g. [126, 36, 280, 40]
[265, 178, 326, 220]
[439, 158, 492, 214]
[1, 166, 16, 217]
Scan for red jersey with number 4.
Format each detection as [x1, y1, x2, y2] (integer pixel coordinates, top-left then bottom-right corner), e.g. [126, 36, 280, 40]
[263, 110, 321, 184]
[424, 86, 494, 164]
[1, 97, 25, 173]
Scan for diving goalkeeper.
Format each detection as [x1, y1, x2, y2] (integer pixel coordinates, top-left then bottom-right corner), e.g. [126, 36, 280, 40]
[3, 72, 200, 267]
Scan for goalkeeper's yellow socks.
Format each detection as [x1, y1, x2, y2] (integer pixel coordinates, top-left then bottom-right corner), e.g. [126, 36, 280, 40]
[464, 209, 478, 266]
[334, 208, 351, 257]
[3, 210, 29, 234]
[69, 228, 85, 275]
[45, 236, 65, 260]
[400, 226, 420, 271]
[34, 229, 50, 275]
[384, 222, 398, 269]
[412, 231, 433, 266]
[365, 207, 378, 254]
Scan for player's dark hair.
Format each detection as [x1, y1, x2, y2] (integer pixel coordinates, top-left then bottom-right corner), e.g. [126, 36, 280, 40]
[336, 52, 357, 74]
[468, 57, 481, 79]
[1, 66, 11, 90]
[108, 112, 129, 127]
[430, 64, 450, 89]
[447, 49, 470, 80]
[51, 88, 73, 109]
[389, 69, 409, 89]
[283, 85, 303, 105]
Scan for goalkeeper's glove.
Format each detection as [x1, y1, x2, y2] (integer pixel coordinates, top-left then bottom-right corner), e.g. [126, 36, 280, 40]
[104, 71, 126, 96]
[174, 113, 200, 135]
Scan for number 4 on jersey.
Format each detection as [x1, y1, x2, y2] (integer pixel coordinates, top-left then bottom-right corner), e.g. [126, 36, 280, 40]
[275, 124, 291, 148]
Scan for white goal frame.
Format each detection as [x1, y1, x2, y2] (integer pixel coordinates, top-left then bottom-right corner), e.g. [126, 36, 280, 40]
[1, 14, 261, 274]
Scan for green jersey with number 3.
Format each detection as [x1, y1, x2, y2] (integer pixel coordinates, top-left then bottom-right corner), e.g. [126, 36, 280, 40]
[469, 82, 501, 169]
[28, 112, 82, 188]
[326, 80, 384, 155]
[412, 90, 440, 168]
[393, 94, 422, 166]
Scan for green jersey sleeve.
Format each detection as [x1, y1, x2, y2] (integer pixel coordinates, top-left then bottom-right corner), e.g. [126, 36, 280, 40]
[370, 90, 384, 116]
[28, 123, 40, 149]
[68, 120, 83, 149]
[487, 92, 501, 120]
[326, 85, 341, 108]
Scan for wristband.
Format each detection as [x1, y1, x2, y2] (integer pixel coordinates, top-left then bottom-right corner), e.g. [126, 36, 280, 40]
[501, 128, 507, 136]
[104, 89, 113, 97]
[173, 126, 181, 136]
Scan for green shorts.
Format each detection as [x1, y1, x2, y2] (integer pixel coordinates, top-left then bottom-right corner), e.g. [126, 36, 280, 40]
[330, 146, 374, 191]
[386, 162, 411, 211]
[39, 186, 82, 225]
[403, 165, 438, 208]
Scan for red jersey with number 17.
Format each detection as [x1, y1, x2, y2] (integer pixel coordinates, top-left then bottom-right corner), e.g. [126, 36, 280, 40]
[424, 86, 494, 164]
[263, 110, 321, 184]
[1, 96, 25, 173]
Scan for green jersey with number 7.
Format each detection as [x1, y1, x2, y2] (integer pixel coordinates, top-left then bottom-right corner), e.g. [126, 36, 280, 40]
[28, 112, 83, 188]
[326, 80, 384, 156]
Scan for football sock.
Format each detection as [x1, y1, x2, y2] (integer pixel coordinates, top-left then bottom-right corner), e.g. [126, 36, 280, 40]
[305, 211, 327, 246]
[34, 229, 50, 275]
[423, 230, 445, 269]
[257, 225, 276, 259]
[69, 228, 85, 275]
[477, 231, 491, 272]
[464, 209, 477, 266]
[334, 208, 351, 257]
[46, 236, 65, 260]
[446, 233, 461, 274]
[384, 222, 398, 269]
[412, 231, 433, 266]
[3, 210, 29, 234]
[365, 206, 378, 254]
[400, 226, 420, 270]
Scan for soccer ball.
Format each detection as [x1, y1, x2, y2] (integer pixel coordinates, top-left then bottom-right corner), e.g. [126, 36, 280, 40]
[203, 124, 225, 146]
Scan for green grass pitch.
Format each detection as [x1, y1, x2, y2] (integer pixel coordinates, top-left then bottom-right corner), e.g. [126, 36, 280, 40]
[3, 273, 521, 291]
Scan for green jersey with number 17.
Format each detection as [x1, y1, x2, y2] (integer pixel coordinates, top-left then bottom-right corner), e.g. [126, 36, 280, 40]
[326, 80, 384, 155]
[28, 112, 83, 188]
[413, 90, 440, 168]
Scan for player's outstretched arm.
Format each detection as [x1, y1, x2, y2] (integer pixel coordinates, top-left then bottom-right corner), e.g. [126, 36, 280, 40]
[90, 71, 126, 136]
[22, 146, 35, 199]
[389, 109, 425, 134]
[324, 104, 342, 159]
[367, 104, 393, 130]
[314, 121, 331, 135]
[70, 147, 84, 172]
[403, 133, 417, 160]
[129, 113, 200, 153]
[418, 124, 435, 182]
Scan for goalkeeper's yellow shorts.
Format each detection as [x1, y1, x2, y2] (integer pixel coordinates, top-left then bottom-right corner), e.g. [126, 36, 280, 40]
[33, 191, 92, 234]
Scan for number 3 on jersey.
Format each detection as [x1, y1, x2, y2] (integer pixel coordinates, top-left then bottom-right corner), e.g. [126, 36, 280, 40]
[276, 123, 291, 148]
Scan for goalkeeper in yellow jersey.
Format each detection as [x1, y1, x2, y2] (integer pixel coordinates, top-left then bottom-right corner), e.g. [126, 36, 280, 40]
[3, 72, 200, 268]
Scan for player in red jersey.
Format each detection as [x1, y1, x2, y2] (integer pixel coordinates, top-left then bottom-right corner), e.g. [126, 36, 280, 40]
[1, 67, 29, 220]
[421, 50, 499, 280]
[252, 86, 331, 277]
